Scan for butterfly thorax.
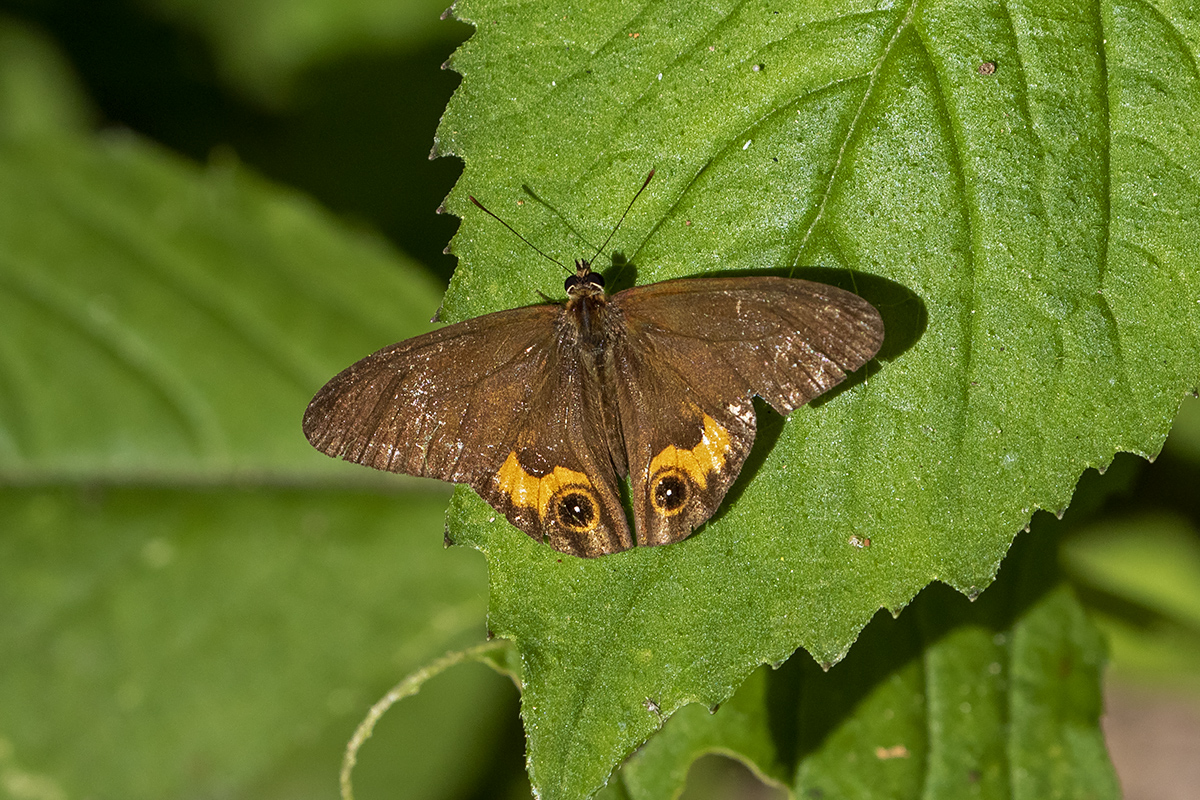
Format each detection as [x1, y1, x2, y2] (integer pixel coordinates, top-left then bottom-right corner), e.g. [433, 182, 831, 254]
[561, 260, 629, 479]
[563, 260, 612, 353]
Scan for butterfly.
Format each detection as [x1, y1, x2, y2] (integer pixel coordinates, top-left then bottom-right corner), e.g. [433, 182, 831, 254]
[302, 173, 884, 557]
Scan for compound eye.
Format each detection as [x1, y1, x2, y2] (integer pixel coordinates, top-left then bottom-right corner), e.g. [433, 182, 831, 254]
[552, 488, 598, 531]
[564, 274, 581, 292]
[651, 470, 689, 516]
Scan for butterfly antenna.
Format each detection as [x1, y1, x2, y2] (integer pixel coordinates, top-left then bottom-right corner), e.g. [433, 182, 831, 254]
[469, 195, 570, 273]
[589, 169, 655, 265]
[521, 183, 599, 253]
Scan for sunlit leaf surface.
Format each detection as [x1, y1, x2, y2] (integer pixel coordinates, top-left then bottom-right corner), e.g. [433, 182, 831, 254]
[436, 0, 1200, 795]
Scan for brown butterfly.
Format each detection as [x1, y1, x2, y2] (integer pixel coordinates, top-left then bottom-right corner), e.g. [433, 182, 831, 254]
[303, 173, 884, 557]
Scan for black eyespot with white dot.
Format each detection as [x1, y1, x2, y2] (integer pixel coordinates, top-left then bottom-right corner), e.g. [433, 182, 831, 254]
[555, 490, 596, 530]
[652, 472, 689, 515]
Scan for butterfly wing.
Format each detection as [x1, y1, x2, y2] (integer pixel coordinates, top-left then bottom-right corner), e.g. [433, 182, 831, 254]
[609, 276, 884, 547]
[303, 305, 633, 556]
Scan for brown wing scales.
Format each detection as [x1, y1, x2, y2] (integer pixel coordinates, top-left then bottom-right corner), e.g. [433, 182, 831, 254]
[610, 336, 757, 547]
[304, 306, 556, 480]
[304, 275, 882, 557]
[610, 276, 883, 547]
[303, 304, 633, 556]
[481, 348, 632, 556]
[614, 276, 884, 414]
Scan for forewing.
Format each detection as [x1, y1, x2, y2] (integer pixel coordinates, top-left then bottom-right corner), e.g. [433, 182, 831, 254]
[610, 276, 884, 547]
[303, 305, 632, 556]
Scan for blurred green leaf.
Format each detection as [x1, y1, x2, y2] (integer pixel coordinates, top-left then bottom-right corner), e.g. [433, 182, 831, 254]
[140, 0, 466, 104]
[1163, 394, 1200, 464]
[436, 0, 1200, 796]
[1066, 515, 1200, 629]
[0, 486, 494, 800]
[0, 15, 94, 137]
[0, 122, 496, 796]
[1089, 612, 1200, 693]
[340, 639, 521, 799]
[0, 132, 444, 480]
[620, 533, 1118, 800]
[1064, 512, 1200, 692]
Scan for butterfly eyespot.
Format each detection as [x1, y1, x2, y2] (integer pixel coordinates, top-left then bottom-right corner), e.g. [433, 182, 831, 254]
[552, 487, 599, 531]
[651, 469, 690, 516]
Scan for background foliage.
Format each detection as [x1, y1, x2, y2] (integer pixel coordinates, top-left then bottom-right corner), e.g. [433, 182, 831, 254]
[0, 1, 1198, 799]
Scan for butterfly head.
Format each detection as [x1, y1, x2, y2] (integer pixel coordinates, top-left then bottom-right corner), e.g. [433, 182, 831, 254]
[565, 260, 606, 298]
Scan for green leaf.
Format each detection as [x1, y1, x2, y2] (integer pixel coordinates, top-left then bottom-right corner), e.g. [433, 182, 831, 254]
[1162, 394, 1200, 464]
[341, 640, 522, 800]
[1059, 402, 1200, 694]
[1067, 515, 1200, 631]
[0, 133, 442, 480]
[140, 0, 468, 104]
[1063, 512, 1200, 691]
[0, 126, 497, 797]
[619, 531, 1119, 800]
[0, 485, 493, 800]
[437, 0, 1200, 796]
[0, 15, 94, 137]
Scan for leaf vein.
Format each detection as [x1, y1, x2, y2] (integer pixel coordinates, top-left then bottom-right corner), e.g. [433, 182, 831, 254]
[793, 0, 922, 261]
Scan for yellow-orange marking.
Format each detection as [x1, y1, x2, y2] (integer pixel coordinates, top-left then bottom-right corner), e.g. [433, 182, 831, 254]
[496, 452, 593, 521]
[648, 414, 731, 490]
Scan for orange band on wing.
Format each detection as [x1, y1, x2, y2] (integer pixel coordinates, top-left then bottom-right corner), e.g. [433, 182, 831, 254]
[647, 414, 731, 490]
[496, 451, 593, 520]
